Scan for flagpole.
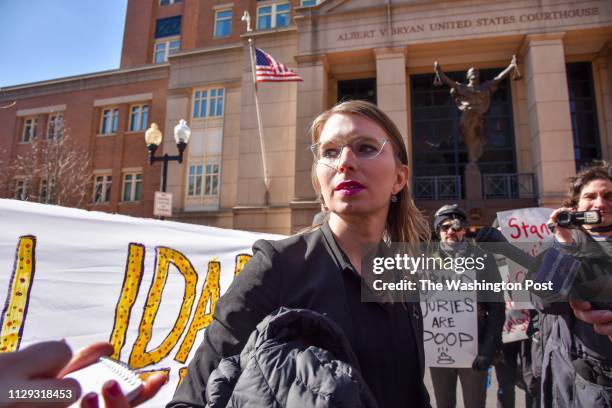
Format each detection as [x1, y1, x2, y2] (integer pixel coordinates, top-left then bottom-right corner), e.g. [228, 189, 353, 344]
[242, 12, 270, 205]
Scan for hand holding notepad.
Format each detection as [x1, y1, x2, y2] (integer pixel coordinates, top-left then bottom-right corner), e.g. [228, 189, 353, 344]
[0, 340, 164, 407]
[65, 357, 143, 407]
[59, 341, 167, 407]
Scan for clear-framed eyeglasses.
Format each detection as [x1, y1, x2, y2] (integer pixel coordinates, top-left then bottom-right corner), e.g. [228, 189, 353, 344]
[310, 137, 388, 166]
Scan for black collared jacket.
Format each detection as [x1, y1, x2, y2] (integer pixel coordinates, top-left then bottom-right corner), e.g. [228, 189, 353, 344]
[169, 223, 430, 408]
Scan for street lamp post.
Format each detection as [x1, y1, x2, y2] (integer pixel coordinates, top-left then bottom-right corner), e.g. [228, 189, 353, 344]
[145, 120, 191, 218]
[145, 120, 191, 192]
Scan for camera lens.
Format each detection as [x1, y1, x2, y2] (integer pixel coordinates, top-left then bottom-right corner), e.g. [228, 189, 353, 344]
[557, 211, 572, 227]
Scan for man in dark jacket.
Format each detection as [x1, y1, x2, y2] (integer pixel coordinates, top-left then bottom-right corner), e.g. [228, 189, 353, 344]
[535, 161, 612, 407]
[205, 308, 378, 408]
[429, 204, 505, 408]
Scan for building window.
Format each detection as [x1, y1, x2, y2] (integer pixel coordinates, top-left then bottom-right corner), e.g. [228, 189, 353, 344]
[257, 3, 290, 30]
[188, 160, 220, 197]
[22, 117, 37, 142]
[301, 0, 317, 6]
[155, 16, 182, 38]
[160, 0, 183, 5]
[47, 114, 64, 139]
[100, 108, 119, 135]
[39, 178, 55, 203]
[204, 162, 220, 195]
[337, 78, 377, 104]
[14, 179, 28, 200]
[129, 104, 149, 132]
[122, 173, 142, 202]
[154, 37, 180, 63]
[193, 88, 224, 119]
[214, 10, 232, 38]
[93, 174, 112, 203]
[188, 164, 203, 196]
[154, 15, 181, 63]
[567, 62, 601, 170]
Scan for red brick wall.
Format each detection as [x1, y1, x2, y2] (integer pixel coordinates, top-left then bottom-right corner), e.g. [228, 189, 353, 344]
[120, 0, 302, 68]
[0, 75, 169, 218]
[120, 0, 157, 67]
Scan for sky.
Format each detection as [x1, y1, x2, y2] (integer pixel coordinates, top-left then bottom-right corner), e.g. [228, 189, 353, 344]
[0, 0, 128, 88]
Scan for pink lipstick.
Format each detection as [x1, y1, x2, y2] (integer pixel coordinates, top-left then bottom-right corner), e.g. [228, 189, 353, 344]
[335, 180, 365, 196]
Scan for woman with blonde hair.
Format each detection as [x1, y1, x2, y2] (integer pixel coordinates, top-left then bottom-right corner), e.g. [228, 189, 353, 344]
[170, 100, 432, 407]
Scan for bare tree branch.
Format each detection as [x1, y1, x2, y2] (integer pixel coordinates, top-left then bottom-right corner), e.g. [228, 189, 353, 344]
[1, 126, 93, 207]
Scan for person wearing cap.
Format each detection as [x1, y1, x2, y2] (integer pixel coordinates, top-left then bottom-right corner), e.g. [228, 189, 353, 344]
[429, 204, 505, 408]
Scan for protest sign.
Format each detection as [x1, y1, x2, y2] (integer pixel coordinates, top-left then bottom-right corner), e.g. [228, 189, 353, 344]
[496, 207, 554, 342]
[0, 199, 283, 406]
[421, 269, 478, 368]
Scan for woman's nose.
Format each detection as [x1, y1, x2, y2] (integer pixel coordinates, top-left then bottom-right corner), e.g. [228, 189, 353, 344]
[336, 145, 357, 171]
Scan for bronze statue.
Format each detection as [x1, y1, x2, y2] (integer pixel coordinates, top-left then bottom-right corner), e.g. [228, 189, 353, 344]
[433, 56, 520, 163]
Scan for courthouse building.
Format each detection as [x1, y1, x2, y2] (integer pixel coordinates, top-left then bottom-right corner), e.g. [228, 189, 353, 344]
[1, 0, 611, 234]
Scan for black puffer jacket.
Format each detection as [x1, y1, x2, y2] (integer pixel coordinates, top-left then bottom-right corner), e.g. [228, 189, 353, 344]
[205, 307, 378, 408]
[532, 230, 612, 407]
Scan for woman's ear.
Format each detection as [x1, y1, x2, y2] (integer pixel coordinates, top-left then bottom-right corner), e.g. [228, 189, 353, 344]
[393, 164, 410, 195]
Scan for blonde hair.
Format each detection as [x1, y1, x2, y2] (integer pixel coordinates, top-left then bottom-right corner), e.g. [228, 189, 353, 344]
[309, 100, 431, 244]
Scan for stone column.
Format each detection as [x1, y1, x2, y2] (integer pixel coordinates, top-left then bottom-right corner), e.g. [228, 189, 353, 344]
[293, 54, 329, 202]
[237, 42, 298, 209]
[607, 50, 612, 160]
[291, 54, 328, 231]
[374, 47, 410, 156]
[522, 33, 575, 207]
[594, 46, 612, 161]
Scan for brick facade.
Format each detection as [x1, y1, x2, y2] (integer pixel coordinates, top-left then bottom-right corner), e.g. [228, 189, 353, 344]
[1, 0, 611, 234]
[0, 67, 168, 218]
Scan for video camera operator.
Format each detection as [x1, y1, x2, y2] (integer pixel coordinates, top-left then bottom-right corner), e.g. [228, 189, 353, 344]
[538, 161, 612, 407]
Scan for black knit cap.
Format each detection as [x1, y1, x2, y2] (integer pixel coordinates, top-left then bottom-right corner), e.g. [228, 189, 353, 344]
[434, 204, 468, 234]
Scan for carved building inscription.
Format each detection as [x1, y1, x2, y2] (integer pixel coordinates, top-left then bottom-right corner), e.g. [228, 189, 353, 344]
[335, 6, 601, 43]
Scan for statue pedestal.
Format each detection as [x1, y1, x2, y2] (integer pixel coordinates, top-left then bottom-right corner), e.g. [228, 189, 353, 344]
[464, 162, 483, 200]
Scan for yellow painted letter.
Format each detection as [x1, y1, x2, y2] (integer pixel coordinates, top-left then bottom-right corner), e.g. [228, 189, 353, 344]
[234, 254, 251, 277]
[0, 236, 36, 352]
[174, 260, 221, 363]
[110, 243, 145, 359]
[129, 247, 197, 368]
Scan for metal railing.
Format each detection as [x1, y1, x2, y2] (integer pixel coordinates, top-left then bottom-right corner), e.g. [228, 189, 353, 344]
[482, 173, 536, 199]
[413, 175, 462, 200]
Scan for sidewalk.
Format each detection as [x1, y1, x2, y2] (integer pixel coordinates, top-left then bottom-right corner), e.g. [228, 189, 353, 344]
[424, 367, 527, 408]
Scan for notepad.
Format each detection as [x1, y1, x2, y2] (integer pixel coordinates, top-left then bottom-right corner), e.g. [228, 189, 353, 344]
[65, 356, 143, 406]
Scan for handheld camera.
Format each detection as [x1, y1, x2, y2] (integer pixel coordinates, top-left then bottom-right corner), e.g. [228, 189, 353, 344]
[557, 210, 601, 228]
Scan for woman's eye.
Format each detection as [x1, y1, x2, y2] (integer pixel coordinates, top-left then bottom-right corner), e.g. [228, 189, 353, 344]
[322, 148, 339, 158]
[357, 143, 377, 154]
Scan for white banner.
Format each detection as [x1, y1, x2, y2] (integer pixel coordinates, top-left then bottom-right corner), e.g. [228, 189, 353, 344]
[421, 269, 478, 368]
[497, 207, 554, 342]
[0, 199, 284, 406]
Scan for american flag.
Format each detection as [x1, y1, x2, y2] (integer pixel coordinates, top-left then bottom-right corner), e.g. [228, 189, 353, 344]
[255, 48, 303, 82]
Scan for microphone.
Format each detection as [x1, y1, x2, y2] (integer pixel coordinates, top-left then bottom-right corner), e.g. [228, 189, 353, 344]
[475, 227, 538, 271]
